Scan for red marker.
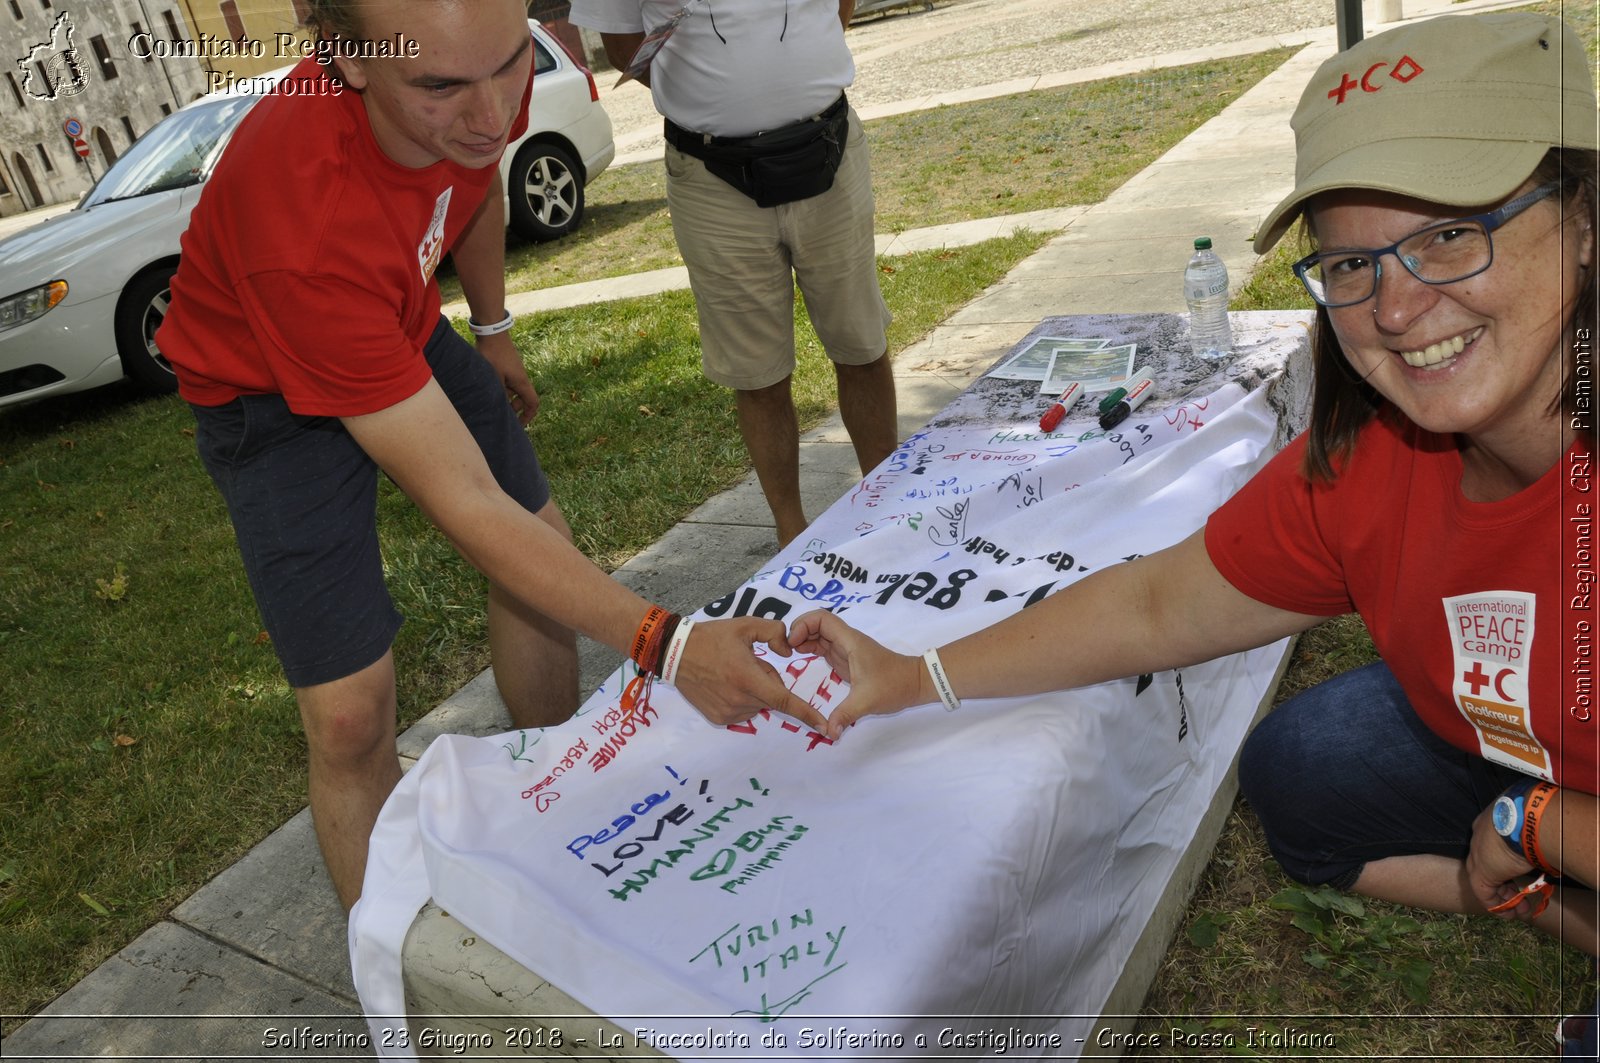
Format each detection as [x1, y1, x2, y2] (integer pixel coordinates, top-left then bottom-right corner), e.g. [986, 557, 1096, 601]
[1039, 380, 1084, 432]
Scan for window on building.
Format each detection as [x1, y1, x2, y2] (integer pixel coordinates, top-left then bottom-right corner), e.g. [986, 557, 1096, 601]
[220, 1, 247, 43]
[94, 127, 117, 165]
[34, 60, 50, 91]
[159, 102, 171, 116]
[163, 9, 183, 41]
[35, 143, 53, 173]
[121, 115, 137, 143]
[0, 169, 12, 197]
[5, 72, 22, 107]
[9, 1, 23, 21]
[90, 35, 117, 80]
[131, 22, 152, 60]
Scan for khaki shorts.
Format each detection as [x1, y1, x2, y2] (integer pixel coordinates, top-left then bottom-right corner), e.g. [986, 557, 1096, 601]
[664, 108, 892, 391]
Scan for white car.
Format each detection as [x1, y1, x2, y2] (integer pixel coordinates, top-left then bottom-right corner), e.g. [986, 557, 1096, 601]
[506, 24, 615, 242]
[0, 21, 614, 409]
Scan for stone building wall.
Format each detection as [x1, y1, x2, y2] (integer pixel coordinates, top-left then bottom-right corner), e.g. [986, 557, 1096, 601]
[0, 0, 303, 216]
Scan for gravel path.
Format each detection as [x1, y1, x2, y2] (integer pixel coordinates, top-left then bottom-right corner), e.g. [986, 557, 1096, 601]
[595, 0, 1339, 146]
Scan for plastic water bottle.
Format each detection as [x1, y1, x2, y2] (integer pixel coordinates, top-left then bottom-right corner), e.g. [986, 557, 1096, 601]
[1185, 237, 1233, 360]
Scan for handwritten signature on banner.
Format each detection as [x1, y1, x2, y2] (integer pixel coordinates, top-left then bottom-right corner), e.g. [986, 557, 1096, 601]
[504, 387, 1209, 819]
[691, 909, 849, 1022]
[518, 706, 661, 792]
[848, 414, 1181, 538]
[1163, 395, 1211, 433]
[517, 761, 835, 1023]
[557, 767, 812, 903]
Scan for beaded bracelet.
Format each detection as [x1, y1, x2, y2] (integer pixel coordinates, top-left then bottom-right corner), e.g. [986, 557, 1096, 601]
[468, 309, 515, 337]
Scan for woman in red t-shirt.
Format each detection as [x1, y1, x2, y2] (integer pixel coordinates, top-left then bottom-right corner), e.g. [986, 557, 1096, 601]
[790, 11, 1600, 982]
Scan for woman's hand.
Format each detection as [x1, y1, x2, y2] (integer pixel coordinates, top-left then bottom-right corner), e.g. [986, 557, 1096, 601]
[788, 609, 928, 739]
[1466, 802, 1539, 919]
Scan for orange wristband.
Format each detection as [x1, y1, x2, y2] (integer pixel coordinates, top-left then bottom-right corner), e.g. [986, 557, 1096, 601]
[630, 605, 671, 672]
[1522, 781, 1561, 877]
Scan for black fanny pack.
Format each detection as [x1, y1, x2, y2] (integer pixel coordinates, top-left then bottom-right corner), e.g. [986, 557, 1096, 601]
[664, 93, 849, 208]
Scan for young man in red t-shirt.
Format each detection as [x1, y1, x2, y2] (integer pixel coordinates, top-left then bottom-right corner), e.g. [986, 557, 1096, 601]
[159, 0, 824, 909]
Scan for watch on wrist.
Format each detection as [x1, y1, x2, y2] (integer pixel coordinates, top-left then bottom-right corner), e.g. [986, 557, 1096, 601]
[1493, 779, 1536, 858]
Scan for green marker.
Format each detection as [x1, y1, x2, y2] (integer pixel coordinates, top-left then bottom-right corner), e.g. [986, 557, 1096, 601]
[1096, 385, 1129, 414]
[1097, 367, 1151, 413]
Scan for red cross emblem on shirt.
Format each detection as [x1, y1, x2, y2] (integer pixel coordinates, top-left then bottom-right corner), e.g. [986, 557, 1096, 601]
[1463, 662, 1520, 702]
[1463, 661, 1492, 695]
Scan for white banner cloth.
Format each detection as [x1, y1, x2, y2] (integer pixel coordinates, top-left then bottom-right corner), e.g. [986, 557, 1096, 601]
[350, 313, 1314, 1060]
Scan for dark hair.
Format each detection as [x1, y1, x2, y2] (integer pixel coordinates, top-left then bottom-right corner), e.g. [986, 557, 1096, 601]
[1300, 147, 1599, 482]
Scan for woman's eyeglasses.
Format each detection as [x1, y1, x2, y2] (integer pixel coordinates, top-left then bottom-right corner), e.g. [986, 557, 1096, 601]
[1292, 183, 1560, 308]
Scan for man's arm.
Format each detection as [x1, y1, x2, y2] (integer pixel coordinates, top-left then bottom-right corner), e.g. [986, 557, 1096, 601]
[599, 32, 648, 87]
[838, 0, 855, 30]
[450, 168, 539, 423]
[341, 380, 827, 730]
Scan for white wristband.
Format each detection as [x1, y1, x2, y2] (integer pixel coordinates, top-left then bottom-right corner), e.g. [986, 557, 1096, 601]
[659, 618, 695, 686]
[468, 309, 515, 337]
[922, 647, 960, 712]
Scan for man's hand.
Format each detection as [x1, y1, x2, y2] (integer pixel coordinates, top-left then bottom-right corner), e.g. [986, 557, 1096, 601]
[1466, 802, 1540, 918]
[788, 609, 926, 739]
[476, 330, 540, 424]
[672, 617, 830, 733]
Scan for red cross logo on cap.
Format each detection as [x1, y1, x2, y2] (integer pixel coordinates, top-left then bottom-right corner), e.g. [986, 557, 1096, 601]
[1326, 54, 1426, 104]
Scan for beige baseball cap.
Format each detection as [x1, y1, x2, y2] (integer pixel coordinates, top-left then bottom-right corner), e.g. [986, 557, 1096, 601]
[1254, 12, 1598, 253]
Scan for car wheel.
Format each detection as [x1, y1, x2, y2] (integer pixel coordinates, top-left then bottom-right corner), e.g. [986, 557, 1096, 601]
[114, 265, 178, 394]
[508, 141, 584, 241]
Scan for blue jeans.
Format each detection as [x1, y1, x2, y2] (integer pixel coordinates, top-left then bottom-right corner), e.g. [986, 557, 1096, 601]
[1239, 661, 1525, 890]
[1567, 1008, 1600, 1060]
[1245, 662, 1597, 1055]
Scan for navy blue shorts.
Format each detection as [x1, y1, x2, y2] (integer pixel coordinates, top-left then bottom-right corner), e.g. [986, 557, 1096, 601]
[192, 318, 550, 688]
[1239, 660, 1526, 890]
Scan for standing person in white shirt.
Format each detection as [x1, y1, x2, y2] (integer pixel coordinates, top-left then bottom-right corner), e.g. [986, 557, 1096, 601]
[570, 0, 898, 547]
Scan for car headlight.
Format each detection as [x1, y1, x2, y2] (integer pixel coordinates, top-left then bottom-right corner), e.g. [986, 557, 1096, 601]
[0, 280, 68, 333]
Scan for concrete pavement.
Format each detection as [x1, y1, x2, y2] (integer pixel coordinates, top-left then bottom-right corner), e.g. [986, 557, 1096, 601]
[1, 0, 1530, 1057]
